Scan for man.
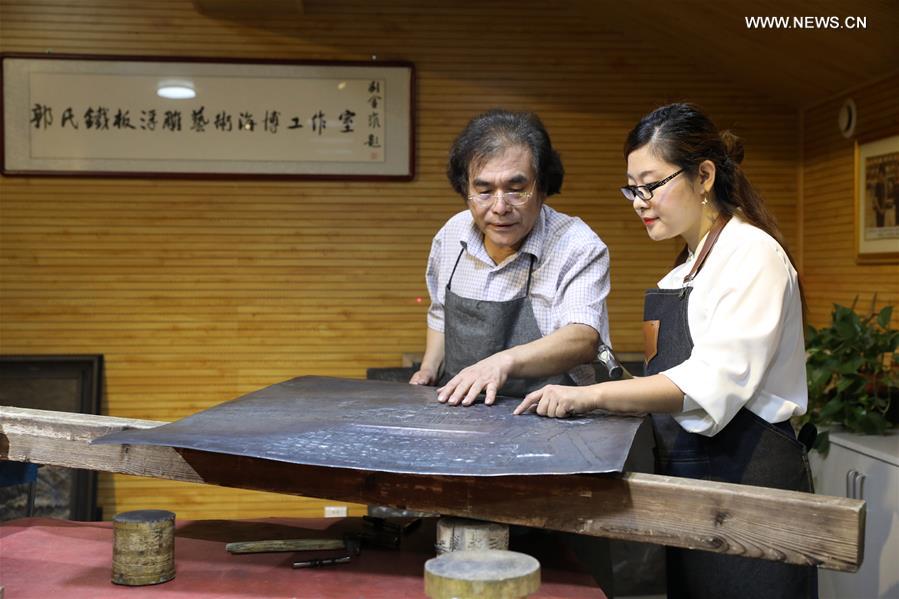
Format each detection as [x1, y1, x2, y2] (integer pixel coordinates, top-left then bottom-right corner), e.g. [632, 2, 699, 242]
[409, 109, 611, 406]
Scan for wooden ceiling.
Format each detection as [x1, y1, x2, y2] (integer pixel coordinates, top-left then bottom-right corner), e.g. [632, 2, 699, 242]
[194, 0, 304, 16]
[192, 0, 898, 109]
[595, 0, 899, 109]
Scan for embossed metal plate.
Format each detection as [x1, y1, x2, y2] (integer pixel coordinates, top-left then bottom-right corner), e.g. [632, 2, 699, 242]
[93, 376, 643, 476]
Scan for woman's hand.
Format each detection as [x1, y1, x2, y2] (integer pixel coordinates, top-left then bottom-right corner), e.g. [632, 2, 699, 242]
[513, 384, 600, 417]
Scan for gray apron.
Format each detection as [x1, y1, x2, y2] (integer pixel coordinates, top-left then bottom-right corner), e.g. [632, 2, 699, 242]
[438, 246, 575, 398]
[643, 217, 817, 599]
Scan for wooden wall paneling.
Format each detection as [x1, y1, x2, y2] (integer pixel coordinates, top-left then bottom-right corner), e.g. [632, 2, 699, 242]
[800, 73, 899, 328]
[0, 0, 799, 519]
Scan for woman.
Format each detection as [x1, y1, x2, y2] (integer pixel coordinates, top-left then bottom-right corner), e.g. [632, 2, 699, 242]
[514, 103, 816, 599]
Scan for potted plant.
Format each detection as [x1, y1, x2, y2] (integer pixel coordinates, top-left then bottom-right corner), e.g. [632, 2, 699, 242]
[801, 297, 899, 453]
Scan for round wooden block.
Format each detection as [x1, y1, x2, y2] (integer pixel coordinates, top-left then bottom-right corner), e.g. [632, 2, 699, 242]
[435, 517, 509, 555]
[425, 549, 540, 599]
[111, 509, 176, 586]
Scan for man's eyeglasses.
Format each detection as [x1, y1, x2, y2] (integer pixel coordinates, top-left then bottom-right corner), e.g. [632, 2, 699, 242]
[467, 186, 535, 207]
[620, 169, 683, 202]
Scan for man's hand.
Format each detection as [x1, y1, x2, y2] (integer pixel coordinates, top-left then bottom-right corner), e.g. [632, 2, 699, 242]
[513, 384, 599, 417]
[410, 328, 445, 387]
[409, 367, 438, 386]
[437, 352, 514, 406]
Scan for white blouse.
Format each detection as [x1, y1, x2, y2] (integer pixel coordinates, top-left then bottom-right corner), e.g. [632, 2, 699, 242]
[658, 214, 808, 437]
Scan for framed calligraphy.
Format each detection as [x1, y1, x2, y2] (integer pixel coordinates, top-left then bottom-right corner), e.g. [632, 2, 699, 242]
[855, 135, 899, 263]
[1, 54, 414, 180]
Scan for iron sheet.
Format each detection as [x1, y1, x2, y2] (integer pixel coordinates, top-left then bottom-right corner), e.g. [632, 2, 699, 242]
[93, 376, 643, 476]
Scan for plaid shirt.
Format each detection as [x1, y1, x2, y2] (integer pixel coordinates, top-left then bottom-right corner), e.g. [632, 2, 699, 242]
[425, 204, 610, 385]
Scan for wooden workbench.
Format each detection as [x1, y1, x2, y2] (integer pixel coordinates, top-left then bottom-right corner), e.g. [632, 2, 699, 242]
[0, 406, 866, 573]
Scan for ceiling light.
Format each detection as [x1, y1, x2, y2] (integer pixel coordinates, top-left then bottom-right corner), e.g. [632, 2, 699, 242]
[157, 80, 196, 100]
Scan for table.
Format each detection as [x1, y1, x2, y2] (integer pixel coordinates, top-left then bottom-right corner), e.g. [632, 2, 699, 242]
[0, 517, 607, 598]
[0, 405, 867, 572]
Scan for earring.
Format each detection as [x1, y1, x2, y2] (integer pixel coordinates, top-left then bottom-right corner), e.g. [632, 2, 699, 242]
[701, 194, 709, 206]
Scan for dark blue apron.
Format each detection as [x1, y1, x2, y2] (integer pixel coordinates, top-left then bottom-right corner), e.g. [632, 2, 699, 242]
[438, 246, 575, 397]
[438, 245, 610, 588]
[643, 217, 817, 599]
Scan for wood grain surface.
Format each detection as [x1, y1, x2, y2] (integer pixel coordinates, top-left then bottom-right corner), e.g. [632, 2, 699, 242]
[0, 405, 866, 572]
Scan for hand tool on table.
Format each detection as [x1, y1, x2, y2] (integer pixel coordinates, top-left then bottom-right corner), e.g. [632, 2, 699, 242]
[292, 536, 361, 569]
[225, 538, 345, 554]
[598, 343, 633, 380]
[292, 555, 352, 568]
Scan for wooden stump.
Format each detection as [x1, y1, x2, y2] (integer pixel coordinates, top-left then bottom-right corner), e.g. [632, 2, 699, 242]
[424, 549, 540, 598]
[435, 517, 509, 554]
[111, 509, 175, 586]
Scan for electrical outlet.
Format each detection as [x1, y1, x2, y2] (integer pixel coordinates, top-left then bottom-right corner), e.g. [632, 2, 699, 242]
[324, 505, 347, 518]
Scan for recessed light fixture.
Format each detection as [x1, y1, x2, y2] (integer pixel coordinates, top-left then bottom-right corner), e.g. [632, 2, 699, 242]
[157, 80, 196, 100]
[337, 81, 347, 90]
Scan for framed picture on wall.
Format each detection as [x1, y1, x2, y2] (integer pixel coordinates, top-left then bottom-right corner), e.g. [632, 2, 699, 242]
[1, 53, 414, 180]
[855, 135, 899, 263]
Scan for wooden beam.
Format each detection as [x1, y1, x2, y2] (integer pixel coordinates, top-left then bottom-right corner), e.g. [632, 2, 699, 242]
[193, 0, 303, 16]
[194, 0, 303, 18]
[0, 406, 864, 572]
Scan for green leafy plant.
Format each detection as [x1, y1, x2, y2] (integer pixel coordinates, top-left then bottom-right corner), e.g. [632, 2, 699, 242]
[802, 298, 898, 453]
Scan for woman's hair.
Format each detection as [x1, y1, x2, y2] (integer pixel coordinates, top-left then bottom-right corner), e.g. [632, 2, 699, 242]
[624, 103, 805, 314]
[447, 109, 564, 199]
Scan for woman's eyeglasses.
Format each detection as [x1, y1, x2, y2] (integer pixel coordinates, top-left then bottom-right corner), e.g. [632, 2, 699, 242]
[620, 169, 683, 202]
